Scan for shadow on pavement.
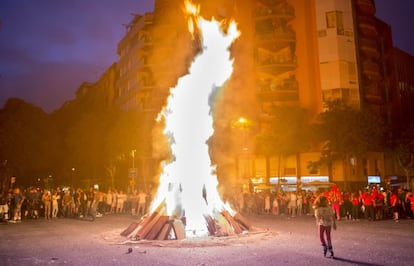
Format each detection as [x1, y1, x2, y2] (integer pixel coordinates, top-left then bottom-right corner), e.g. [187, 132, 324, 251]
[333, 256, 384, 266]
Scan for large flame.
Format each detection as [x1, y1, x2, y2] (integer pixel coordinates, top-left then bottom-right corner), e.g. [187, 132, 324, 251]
[151, 1, 240, 236]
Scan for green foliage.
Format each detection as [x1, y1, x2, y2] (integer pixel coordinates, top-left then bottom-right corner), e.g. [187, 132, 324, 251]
[0, 85, 152, 189]
[393, 126, 414, 174]
[310, 100, 386, 172]
[105, 109, 147, 158]
[0, 98, 60, 186]
[255, 105, 310, 156]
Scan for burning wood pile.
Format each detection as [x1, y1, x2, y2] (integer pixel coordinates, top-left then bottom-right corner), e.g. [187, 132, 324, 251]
[120, 201, 251, 241]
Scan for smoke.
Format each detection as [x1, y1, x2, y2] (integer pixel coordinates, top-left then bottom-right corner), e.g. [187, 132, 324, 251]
[150, 0, 258, 193]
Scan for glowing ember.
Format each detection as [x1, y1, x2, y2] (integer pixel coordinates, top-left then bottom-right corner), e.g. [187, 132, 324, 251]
[151, 0, 240, 237]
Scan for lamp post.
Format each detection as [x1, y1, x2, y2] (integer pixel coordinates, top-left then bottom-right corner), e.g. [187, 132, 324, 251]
[44, 175, 53, 191]
[232, 117, 252, 190]
[238, 117, 249, 151]
[71, 168, 75, 188]
[130, 150, 137, 191]
[131, 149, 136, 169]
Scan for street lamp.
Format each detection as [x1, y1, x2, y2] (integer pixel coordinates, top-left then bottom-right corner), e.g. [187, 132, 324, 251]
[232, 117, 251, 151]
[131, 149, 136, 169]
[130, 150, 137, 192]
[232, 117, 252, 190]
[71, 168, 75, 188]
[44, 175, 53, 190]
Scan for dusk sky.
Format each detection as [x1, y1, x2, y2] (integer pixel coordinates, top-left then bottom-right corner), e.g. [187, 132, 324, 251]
[0, 0, 413, 113]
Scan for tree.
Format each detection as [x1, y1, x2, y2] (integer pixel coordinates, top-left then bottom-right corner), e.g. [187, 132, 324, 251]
[392, 126, 414, 188]
[64, 110, 112, 184]
[0, 98, 60, 187]
[104, 109, 149, 189]
[255, 106, 310, 187]
[309, 101, 385, 190]
[52, 82, 119, 188]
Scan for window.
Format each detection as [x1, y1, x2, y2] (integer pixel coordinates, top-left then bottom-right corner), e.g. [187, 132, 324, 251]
[326, 11, 344, 35]
[318, 29, 327, 37]
[363, 158, 368, 176]
[374, 160, 380, 175]
[326, 11, 337, 28]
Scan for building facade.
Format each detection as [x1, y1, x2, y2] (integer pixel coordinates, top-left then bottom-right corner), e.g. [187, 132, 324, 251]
[111, 0, 413, 191]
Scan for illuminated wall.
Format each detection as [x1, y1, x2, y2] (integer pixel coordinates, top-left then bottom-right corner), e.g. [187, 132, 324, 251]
[314, 0, 360, 108]
[112, 0, 394, 190]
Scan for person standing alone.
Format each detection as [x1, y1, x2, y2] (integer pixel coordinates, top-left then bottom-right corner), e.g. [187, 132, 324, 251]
[137, 189, 147, 217]
[42, 189, 51, 220]
[315, 196, 337, 258]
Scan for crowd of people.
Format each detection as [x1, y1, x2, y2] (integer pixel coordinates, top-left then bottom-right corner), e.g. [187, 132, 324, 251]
[231, 184, 414, 222]
[0, 185, 151, 223]
[2, 183, 414, 225]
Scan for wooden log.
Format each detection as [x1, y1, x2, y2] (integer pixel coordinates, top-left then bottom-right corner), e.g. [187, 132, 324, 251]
[136, 208, 165, 239]
[125, 213, 154, 239]
[156, 222, 172, 240]
[233, 212, 251, 230]
[222, 210, 243, 234]
[204, 214, 216, 236]
[171, 219, 186, 239]
[236, 222, 248, 231]
[215, 213, 234, 236]
[120, 221, 140, 237]
[146, 216, 169, 240]
[125, 200, 166, 239]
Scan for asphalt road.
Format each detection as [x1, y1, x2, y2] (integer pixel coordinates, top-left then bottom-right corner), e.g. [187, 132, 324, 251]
[1, 214, 413, 266]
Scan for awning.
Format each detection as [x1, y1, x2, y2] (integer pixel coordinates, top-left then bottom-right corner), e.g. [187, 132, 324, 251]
[302, 181, 335, 187]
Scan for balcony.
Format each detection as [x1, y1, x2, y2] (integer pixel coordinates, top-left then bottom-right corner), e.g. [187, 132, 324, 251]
[143, 14, 154, 25]
[139, 76, 156, 91]
[355, 0, 376, 16]
[255, 29, 295, 45]
[259, 77, 298, 90]
[253, 5, 294, 21]
[256, 55, 297, 75]
[257, 89, 299, 102]
[361, 59, 381, 78]
[359, 37, 380, 59]
[257, 77, 299, 102]
[322, 88, 355, 105]
[141, 37, 153, 50]
[363, 88, 384, 105]
[357, 16, 377, 38]
[256, 0, 286, 7]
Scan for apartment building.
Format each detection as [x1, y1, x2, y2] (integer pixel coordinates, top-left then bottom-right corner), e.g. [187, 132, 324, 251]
[112, 0, 412, 191]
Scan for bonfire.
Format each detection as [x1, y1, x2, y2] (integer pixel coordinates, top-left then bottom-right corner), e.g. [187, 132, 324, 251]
[121, 0, 250, 241]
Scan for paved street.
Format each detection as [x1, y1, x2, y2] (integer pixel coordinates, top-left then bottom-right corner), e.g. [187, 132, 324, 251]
[1, 213, 413, 266]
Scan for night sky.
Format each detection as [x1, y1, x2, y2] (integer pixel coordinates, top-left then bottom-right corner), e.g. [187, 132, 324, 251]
[0, 0, 413, 113]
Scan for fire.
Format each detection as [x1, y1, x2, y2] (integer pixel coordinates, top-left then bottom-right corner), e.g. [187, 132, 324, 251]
[152, 0, 240, 237]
